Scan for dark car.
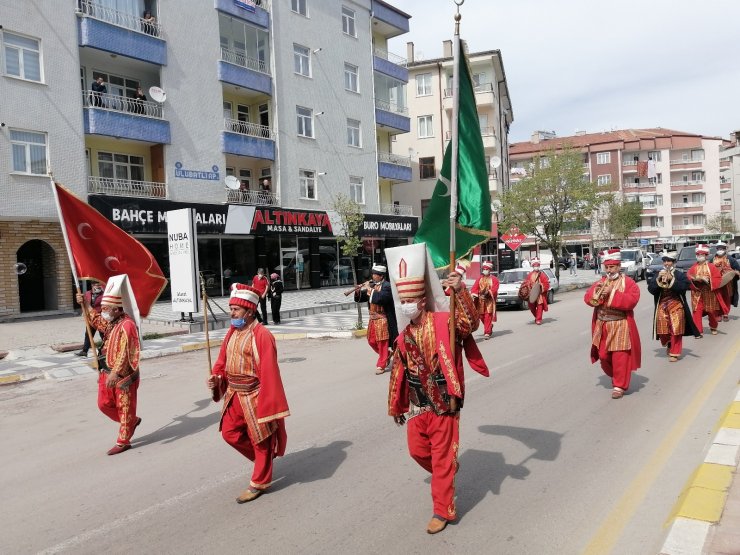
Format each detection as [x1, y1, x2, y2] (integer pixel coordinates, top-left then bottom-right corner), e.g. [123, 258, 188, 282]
[675, 244, 716, 272]
[645, 258, 666, 281]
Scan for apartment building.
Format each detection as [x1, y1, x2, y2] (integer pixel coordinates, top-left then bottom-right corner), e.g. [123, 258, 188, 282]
[719, 130, 739, 237]
[508, 128, 734, 257]
[391, 41, 513, 224]
[0, 0, 415, 317]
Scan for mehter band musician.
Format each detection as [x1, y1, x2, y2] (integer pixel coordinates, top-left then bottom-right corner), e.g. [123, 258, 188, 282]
[686, 244, 728, 336]
[354, 264, 398, 375]
[711, 241, 740, 322]
[471, 261, 499, 339]
[519, 257, 549, 325]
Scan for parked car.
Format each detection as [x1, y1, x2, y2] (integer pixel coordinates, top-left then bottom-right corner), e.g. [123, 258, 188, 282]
[496, 268, 559, 309]
[675, 244, 717, 272]
[601, 248, 648, 281]
[644, 257, 666, 281]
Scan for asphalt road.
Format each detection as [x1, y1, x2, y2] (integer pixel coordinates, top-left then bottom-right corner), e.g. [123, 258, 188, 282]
[0, 282, 738, 554]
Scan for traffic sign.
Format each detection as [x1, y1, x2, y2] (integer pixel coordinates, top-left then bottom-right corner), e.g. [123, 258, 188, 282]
[501, 225, 527, 251]
[639, 239, 649, 245]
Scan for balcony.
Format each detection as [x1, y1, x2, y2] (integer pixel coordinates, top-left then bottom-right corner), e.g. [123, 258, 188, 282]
[379, 203, 413, 216]
[378, 152, 412, 182]
[215, 0, 270, 28]
[88, 176, 167, 199]
[226, 188, 278, 206]
[218, 47, 272, 95]
[83, 91, 171, 143]
[443, 82, 496, 109]
[221, 118, 275, 160]
[720, 181, 731, 191]
[623, 182, 657, 191]
[633, 226, 659, 233]
[671, 203, 704, 215]
[670, 180, 704, 192]
[672, 224, 705, 232]
[721, 200, 732, 211]
[77, 0, 166, 65]
[373, 48, 408, 82]
[371, 0, 410, 38]
[375, 99, 410, 134]
[669, 159, 703, 171]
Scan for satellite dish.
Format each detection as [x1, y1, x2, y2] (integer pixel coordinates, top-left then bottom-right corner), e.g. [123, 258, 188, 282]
[14, 262, 28, 275]
[149, 86, 166, 103]
[490, 156, 502, 169]
[224, 175, 240, 190]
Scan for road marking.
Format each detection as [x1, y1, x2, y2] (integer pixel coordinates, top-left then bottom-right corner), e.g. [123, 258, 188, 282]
[581, 338, 740, 555]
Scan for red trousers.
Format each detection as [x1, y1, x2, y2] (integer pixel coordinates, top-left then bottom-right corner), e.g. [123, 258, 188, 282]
[692, 300, 720, 334]
[659, 334, 683, 357]
[718, 287, 731, 316]
[481, 312, 494, 335]
[221, 396, 276, 490]
[528, 302, 544, 323]
[597, 334, 632, 390]
[368, 326, 389, 369]
[97, 372, 139, 446]
[407, 410, 459, 521]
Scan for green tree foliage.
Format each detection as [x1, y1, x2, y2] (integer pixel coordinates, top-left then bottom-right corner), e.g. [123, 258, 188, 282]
[604, 194, 643, 245]
[331, 194, 365, 328]
[705, 212, 737, 235]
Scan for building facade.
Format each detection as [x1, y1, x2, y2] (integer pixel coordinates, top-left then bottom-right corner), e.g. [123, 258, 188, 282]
[0, 0, 417, 317]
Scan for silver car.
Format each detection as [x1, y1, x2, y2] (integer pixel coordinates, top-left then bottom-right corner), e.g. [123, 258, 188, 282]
[496, 268, 559, 309]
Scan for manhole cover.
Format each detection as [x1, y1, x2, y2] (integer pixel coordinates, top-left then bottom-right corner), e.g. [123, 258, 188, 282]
[278, 357, 306, 364]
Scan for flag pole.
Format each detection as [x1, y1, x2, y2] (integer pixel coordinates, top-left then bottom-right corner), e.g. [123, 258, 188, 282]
[200, 273, 218, 401]
[449, 5, 462, 358]
[49, 177, 99, 370]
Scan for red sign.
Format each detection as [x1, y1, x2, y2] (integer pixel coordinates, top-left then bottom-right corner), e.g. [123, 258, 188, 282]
[501, 226, 527, 251]
[250, 208, 334, 236]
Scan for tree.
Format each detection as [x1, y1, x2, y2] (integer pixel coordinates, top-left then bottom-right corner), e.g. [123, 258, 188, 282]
[331, 194, 365, 329]
[705, 212, 737, 235]
[499, 146, 605, 278]
[604, 194, 643, 245]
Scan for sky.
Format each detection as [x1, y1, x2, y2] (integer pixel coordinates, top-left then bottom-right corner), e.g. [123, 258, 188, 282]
[389, 0, 740, 144]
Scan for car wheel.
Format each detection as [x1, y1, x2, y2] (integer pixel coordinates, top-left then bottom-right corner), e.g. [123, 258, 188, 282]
[547, 290, 554, 304]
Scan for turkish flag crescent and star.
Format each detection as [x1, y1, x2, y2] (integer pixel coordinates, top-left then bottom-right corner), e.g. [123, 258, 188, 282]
[53, 182, 168, 317]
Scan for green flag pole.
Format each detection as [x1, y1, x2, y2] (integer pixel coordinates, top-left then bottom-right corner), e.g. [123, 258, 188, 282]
[449, 5, 462, 359]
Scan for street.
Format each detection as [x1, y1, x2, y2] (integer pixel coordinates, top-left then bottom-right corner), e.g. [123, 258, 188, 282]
[0, 282, 738, 554]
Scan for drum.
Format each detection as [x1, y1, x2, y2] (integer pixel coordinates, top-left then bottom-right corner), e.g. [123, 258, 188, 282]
[719, 271, 736, 288]
[529, 282, 542, 303]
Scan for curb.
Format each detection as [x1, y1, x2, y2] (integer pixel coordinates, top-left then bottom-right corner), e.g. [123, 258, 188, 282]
[660, 389, 740, 554]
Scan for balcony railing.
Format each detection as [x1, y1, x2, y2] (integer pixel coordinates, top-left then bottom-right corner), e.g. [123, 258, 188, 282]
[226, 188, 279, 206]
[634, 226, 659, 232]
[443, 82, 494, 98]
[669, 159, 703, 165]
[78, 0, 162, 37]
[622, 160, 638, 166]
[83, 90, 163, 118]
[670, 180, 704, 187]
[671, 202, 703, 208]
[378, 152, 411, 167]
[445, 127, 494, 141]
[88, 176, 166, 199]
[672, 224, 705, 230]
[373, 47, 407, 66]
[375, 99, 408, 115]
[220, 46, 270, 75]
[379, 203, 413, 216]
[722, 200, 733, 206]
[224, 118, 274, 140]
[623, 182, 657, 188]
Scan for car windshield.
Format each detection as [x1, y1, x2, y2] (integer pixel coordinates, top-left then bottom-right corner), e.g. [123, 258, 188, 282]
[621, 251, 638, 261]
[500, 271, 528, 283]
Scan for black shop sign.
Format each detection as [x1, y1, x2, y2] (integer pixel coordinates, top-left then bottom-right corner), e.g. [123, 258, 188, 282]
[361, 213, 418, 237]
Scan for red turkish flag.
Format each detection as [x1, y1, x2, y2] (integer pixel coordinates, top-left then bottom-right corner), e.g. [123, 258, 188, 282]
[53, 182, 167, 317]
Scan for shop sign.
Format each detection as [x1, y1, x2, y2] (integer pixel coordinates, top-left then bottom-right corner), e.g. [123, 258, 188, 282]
[167, 209, 200, 313]
[174, 162, 220, 181]
[360, 213, 418, 237]
[250, 208, 334, 236]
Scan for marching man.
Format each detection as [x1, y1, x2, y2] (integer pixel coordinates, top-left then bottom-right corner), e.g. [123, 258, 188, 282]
[207, 283, 290, 503]
[471, 261, 499, 339]
[686, 244, 727, 336]
[354, 264, 398, 375]
[584, 249, 641, 399]
[712, 241, 740, 321]
[520, 258, 550, 325]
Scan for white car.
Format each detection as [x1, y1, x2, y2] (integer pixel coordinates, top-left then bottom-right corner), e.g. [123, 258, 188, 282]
[496, 268, 559, 309]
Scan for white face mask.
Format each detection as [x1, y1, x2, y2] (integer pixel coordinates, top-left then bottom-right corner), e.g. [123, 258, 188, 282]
[401, 302, 422, 320]
[102, 311, 115, 322]
[532, 267, 540, 272]
[482, 270, 490, 276]
[717, 249, 726, 256]
[607, 272, 620, 280]
[696, 255, 706, 263]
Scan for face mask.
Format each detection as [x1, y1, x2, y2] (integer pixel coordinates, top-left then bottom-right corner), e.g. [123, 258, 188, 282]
[482, 270, 490, 276]
[93, 287, 103, 294]
[717, 250, 726, 256]
[401, 302, 422, 320]
[102, 311, 115, 322]
[231, 317, 246, 328]
[696, 256, 706, 263]
[607, 271, 620, 280]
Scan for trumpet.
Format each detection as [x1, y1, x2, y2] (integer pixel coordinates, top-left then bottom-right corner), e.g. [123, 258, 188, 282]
[588, 278, 610, 307]
[344, 280, 371, 297]
[657, 267, 675, 289]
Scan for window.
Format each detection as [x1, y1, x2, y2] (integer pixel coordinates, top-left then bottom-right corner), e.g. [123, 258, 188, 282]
[10, 130, 47, 174]
[344, 63, 358, 92]
[347, 118, 361, 147]
[596, 152, 611, 164]
[98, 152, 145, 182]
[419, 156, 436, 180]
[260, 167, 272, 188]
[342, 6, 356, 37]
[650, 216, 663, 227]
[237, 104, 249, 123]
[418, 115, 433, 138]
[648, 150, 661, 162]
[692, 215, 705, 225]
[239, 169, 251, 190]
[691, 171, 704, 182]
[293, 44, 310, 76]
[472, 72, 486, 86]
[597, 174, 612, 185]
[691, 192, 705, 203]
[291, 0, 308, 16]
[296, 106, 313, 138]
[416, 73, 431, 96]
[690, 149, 705, 161]
[299, 169, 317, 199]
[3, 32, 42, 82]
[223, 101, 232, 119]
[349, 176, 364, 204]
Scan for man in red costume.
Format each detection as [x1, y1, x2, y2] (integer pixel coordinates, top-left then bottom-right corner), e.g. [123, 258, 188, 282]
[584, 249, 641, 399]
[711, 241, 740, 322]
[520, 257, 549, 325]
[386, 243, 489, 535]
[687, 244, 728, 336]
[207, 283, 290, 503]
[471, 261, 499, 339]
[77, 275, 142, 455]
[354, 264, 398, 375]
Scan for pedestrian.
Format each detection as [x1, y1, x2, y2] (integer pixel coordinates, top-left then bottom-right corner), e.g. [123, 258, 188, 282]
[268, 272, 283, 324]
[594, 253, 601, 274]
[686, 244, 727, 336]
[386, 243, 489, 534]
[584, 248, 641, 399]
[76, 275, 142, 455]
[75, 280, 104, 357]
[711, 241, 740, 321]
[223, 267, 233, 290]
[206, 283, 290, 503]
[90, 76, 106, 107]
[518, 258, 550, 325]
[471, 261, 499, 339]
[647, 252, 699, 362]
[521, 258, 531, 270]
[569, 253, 577, 275]
[354, 264, 398, 375]
[252, 267, 270, 324]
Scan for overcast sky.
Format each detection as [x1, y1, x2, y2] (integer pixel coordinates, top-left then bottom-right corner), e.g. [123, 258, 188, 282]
[389, 0, 740, 144]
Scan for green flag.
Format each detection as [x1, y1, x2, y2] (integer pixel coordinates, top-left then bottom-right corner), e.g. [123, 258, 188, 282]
[413, 38, 491, 269]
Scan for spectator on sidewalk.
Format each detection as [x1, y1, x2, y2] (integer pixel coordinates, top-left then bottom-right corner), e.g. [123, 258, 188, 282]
[570, 253, 578, 275]
[252, 268, 270, 324]
[76, 281, 104, 357]
[269, 273, 283, 324]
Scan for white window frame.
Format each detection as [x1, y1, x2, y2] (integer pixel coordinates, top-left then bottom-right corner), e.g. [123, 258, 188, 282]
[416, 73, 431, 96]
[296, 106, 314, 138]
[690, 149, 705, 161]
[291, 0, 308, 16]
[10, 129, 48, 175]
[97, 151, 145, 182]
[2, 31, 43, 83]
[648, 150, 661, 162]
[293, 43, 311, 77]
[596, 152, 611, 164]
[299, 169, 317, 200]
[341, 6, 356, 37]
[346, 118, 361, 147]
[419, 156, 436, 180]
[349, 176, 364, 204]
[418, 115, 433, 138]
[239, 168, 252, 190]
[344, 62, 359, 93]
[597, 174, 612, 185]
